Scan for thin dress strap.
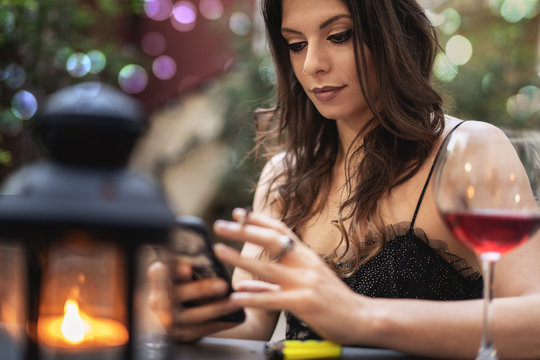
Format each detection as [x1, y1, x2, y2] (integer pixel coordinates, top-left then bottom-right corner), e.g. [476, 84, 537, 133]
[409, 121, 465, 229]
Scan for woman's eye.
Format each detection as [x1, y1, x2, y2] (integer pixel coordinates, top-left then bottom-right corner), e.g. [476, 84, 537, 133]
[288, 41, 307, 53]
[328, 30, 352, 44]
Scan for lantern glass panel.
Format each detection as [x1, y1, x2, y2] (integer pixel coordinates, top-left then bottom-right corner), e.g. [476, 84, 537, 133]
[0, 242, 26, 360]
[36, 230, 128, 357]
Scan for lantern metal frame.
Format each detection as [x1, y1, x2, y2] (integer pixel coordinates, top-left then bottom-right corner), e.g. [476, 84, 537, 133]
[0, 82, 175, 360]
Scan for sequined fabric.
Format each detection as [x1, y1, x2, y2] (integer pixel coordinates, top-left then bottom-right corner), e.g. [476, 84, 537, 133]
[285, 122, 480, 340]
[285, 223, 483, 340]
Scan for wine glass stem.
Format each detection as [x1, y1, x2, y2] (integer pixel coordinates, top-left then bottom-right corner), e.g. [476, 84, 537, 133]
[478, 253, 499, 360]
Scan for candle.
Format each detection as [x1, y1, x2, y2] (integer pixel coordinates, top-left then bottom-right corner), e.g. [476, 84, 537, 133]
[37, 298, 128, 359]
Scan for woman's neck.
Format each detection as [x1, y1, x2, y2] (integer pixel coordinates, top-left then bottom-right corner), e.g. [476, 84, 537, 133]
[335, 116, 369, 162]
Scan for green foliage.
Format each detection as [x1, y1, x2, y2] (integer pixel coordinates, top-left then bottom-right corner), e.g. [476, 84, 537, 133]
[0, 0, 145, 180]
[434, 4, 540, 129]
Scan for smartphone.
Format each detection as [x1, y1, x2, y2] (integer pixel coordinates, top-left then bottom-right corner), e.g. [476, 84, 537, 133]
[171, 215, 246, 323]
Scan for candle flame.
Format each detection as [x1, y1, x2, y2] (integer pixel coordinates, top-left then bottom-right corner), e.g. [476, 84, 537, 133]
[60, 299, 90, 344]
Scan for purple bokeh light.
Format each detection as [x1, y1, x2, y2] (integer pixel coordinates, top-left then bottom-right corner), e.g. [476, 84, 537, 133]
[171, 1, 197, 32]
[144, 0, 173, 21]
[152, 55, 177, 80]
[118, 64, 148, 94]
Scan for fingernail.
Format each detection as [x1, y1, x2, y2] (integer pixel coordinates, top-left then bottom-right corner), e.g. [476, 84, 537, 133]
[214, 243, 233, 257]
[230, 292, 249, 300]
[214, 220, 228, 230]
[214, 219, 240, 232]
[233, 207, 246, 218]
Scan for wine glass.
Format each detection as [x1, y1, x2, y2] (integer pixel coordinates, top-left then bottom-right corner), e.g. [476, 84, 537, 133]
[433, 124, 540, 360]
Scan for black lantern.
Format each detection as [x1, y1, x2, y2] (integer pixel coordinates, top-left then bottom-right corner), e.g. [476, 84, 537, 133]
[0, 82, 175, 360]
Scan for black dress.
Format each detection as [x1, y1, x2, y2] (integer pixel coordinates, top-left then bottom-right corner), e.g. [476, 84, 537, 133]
[286, 123, 483, 340]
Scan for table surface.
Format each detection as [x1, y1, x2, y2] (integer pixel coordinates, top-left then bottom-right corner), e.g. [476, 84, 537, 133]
[166, 337, 419, 360]
[0, 331, 420, 360]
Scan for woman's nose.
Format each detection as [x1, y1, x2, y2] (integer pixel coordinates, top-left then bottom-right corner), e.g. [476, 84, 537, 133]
[302, 44, 330, 75]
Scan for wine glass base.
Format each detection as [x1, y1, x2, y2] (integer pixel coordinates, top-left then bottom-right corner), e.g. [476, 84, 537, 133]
[476, 343, 498, 360]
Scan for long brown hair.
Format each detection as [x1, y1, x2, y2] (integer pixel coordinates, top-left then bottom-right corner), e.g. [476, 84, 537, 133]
[255, 0, 445, 276]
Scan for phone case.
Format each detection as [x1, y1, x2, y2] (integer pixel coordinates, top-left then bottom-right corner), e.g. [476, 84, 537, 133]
[171, 215, 246, 323]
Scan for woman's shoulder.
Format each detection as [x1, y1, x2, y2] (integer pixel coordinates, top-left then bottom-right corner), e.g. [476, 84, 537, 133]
[256, 152, 288, 192]
[443, 115, 506, 137]
[261, 152, 287, 178]
[252, 152, 287, 214]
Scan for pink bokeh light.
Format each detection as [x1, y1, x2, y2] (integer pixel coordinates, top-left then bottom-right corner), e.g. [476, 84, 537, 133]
[152, 55, 177, 80]
[199, 0, 224, 20]
[144, 0, 173, 21]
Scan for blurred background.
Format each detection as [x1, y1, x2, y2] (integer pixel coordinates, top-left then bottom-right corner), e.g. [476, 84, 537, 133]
[1, 0, 540, 234]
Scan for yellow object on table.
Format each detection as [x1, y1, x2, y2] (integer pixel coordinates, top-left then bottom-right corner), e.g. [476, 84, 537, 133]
[265, 340, 342, 360]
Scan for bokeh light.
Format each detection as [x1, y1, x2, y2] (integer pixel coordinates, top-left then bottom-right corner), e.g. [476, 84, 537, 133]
[506, 85, 540, 121]
[141, 31, 167, 56]
[445, 35, 473, 66]
[229, 11, 251, 36]
[11, 90, 37, 120]
[481, 73, 494, 93]
[258, 57, 276, 85]
[3, 64, 26, 89]
[0, 10, 15, 36]
[439, 8, 461, 35]
[153, 55, 177, 80]
[87, 50, 107, 74]
[199, 0, 224, 20]
[118, 64, 148, 94]
[500, 0, 539, 23]
[0, 110, 23, 136]
[171, 1, 197, 32]
[54, 46, 73, 69]
[66, 52, 91, 78]
[434, 52, 458, 82]
[144, 0, 173, 21]
[425, 9, 445, 27]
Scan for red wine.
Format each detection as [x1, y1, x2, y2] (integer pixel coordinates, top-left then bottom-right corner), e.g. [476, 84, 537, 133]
[443, 210, 540, 254]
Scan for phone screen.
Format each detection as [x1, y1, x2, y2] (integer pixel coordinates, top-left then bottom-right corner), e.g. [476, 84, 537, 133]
[173, 226, 226, 281]
[171, 216, 245, 323]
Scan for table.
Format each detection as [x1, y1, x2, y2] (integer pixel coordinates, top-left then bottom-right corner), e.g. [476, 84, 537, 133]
[166, 337, 419, 359]
[0, 332, 421, 359]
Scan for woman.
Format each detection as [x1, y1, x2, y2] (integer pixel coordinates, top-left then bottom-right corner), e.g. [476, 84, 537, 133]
[149, 0, 540, 358]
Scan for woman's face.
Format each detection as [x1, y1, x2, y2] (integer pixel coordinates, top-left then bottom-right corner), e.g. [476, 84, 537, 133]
[281, 0, 378, 124]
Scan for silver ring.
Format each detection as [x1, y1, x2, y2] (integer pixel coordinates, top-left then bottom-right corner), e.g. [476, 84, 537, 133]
[275, 235, 295, 261]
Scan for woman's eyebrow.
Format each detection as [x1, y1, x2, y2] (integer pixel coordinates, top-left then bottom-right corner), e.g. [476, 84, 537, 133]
[319, 14, 351, 30]
[281, 14, 351, 35]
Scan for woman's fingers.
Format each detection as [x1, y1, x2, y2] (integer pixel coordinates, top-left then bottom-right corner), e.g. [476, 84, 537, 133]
[234, 279, 281, 292]
[214, 243, 289, 283]
[214, 220, 285, 255]
[172, 299, 243, 325]
[170, 262, 193, 283]
[171, 277, 229, 303]
[214, 219, 307, 261]
[148, 260, 169, 284]
[232, 207, 291, 235]
[147, 261, 173, 328]
[229, 289, 307, 312]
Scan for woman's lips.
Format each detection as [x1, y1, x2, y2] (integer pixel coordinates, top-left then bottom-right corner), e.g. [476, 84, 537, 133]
[311, 86, 346, 102]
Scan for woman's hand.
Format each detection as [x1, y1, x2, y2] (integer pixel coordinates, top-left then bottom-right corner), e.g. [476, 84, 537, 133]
[147, 259, 243, 343]
[213, 208, 370, 344]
